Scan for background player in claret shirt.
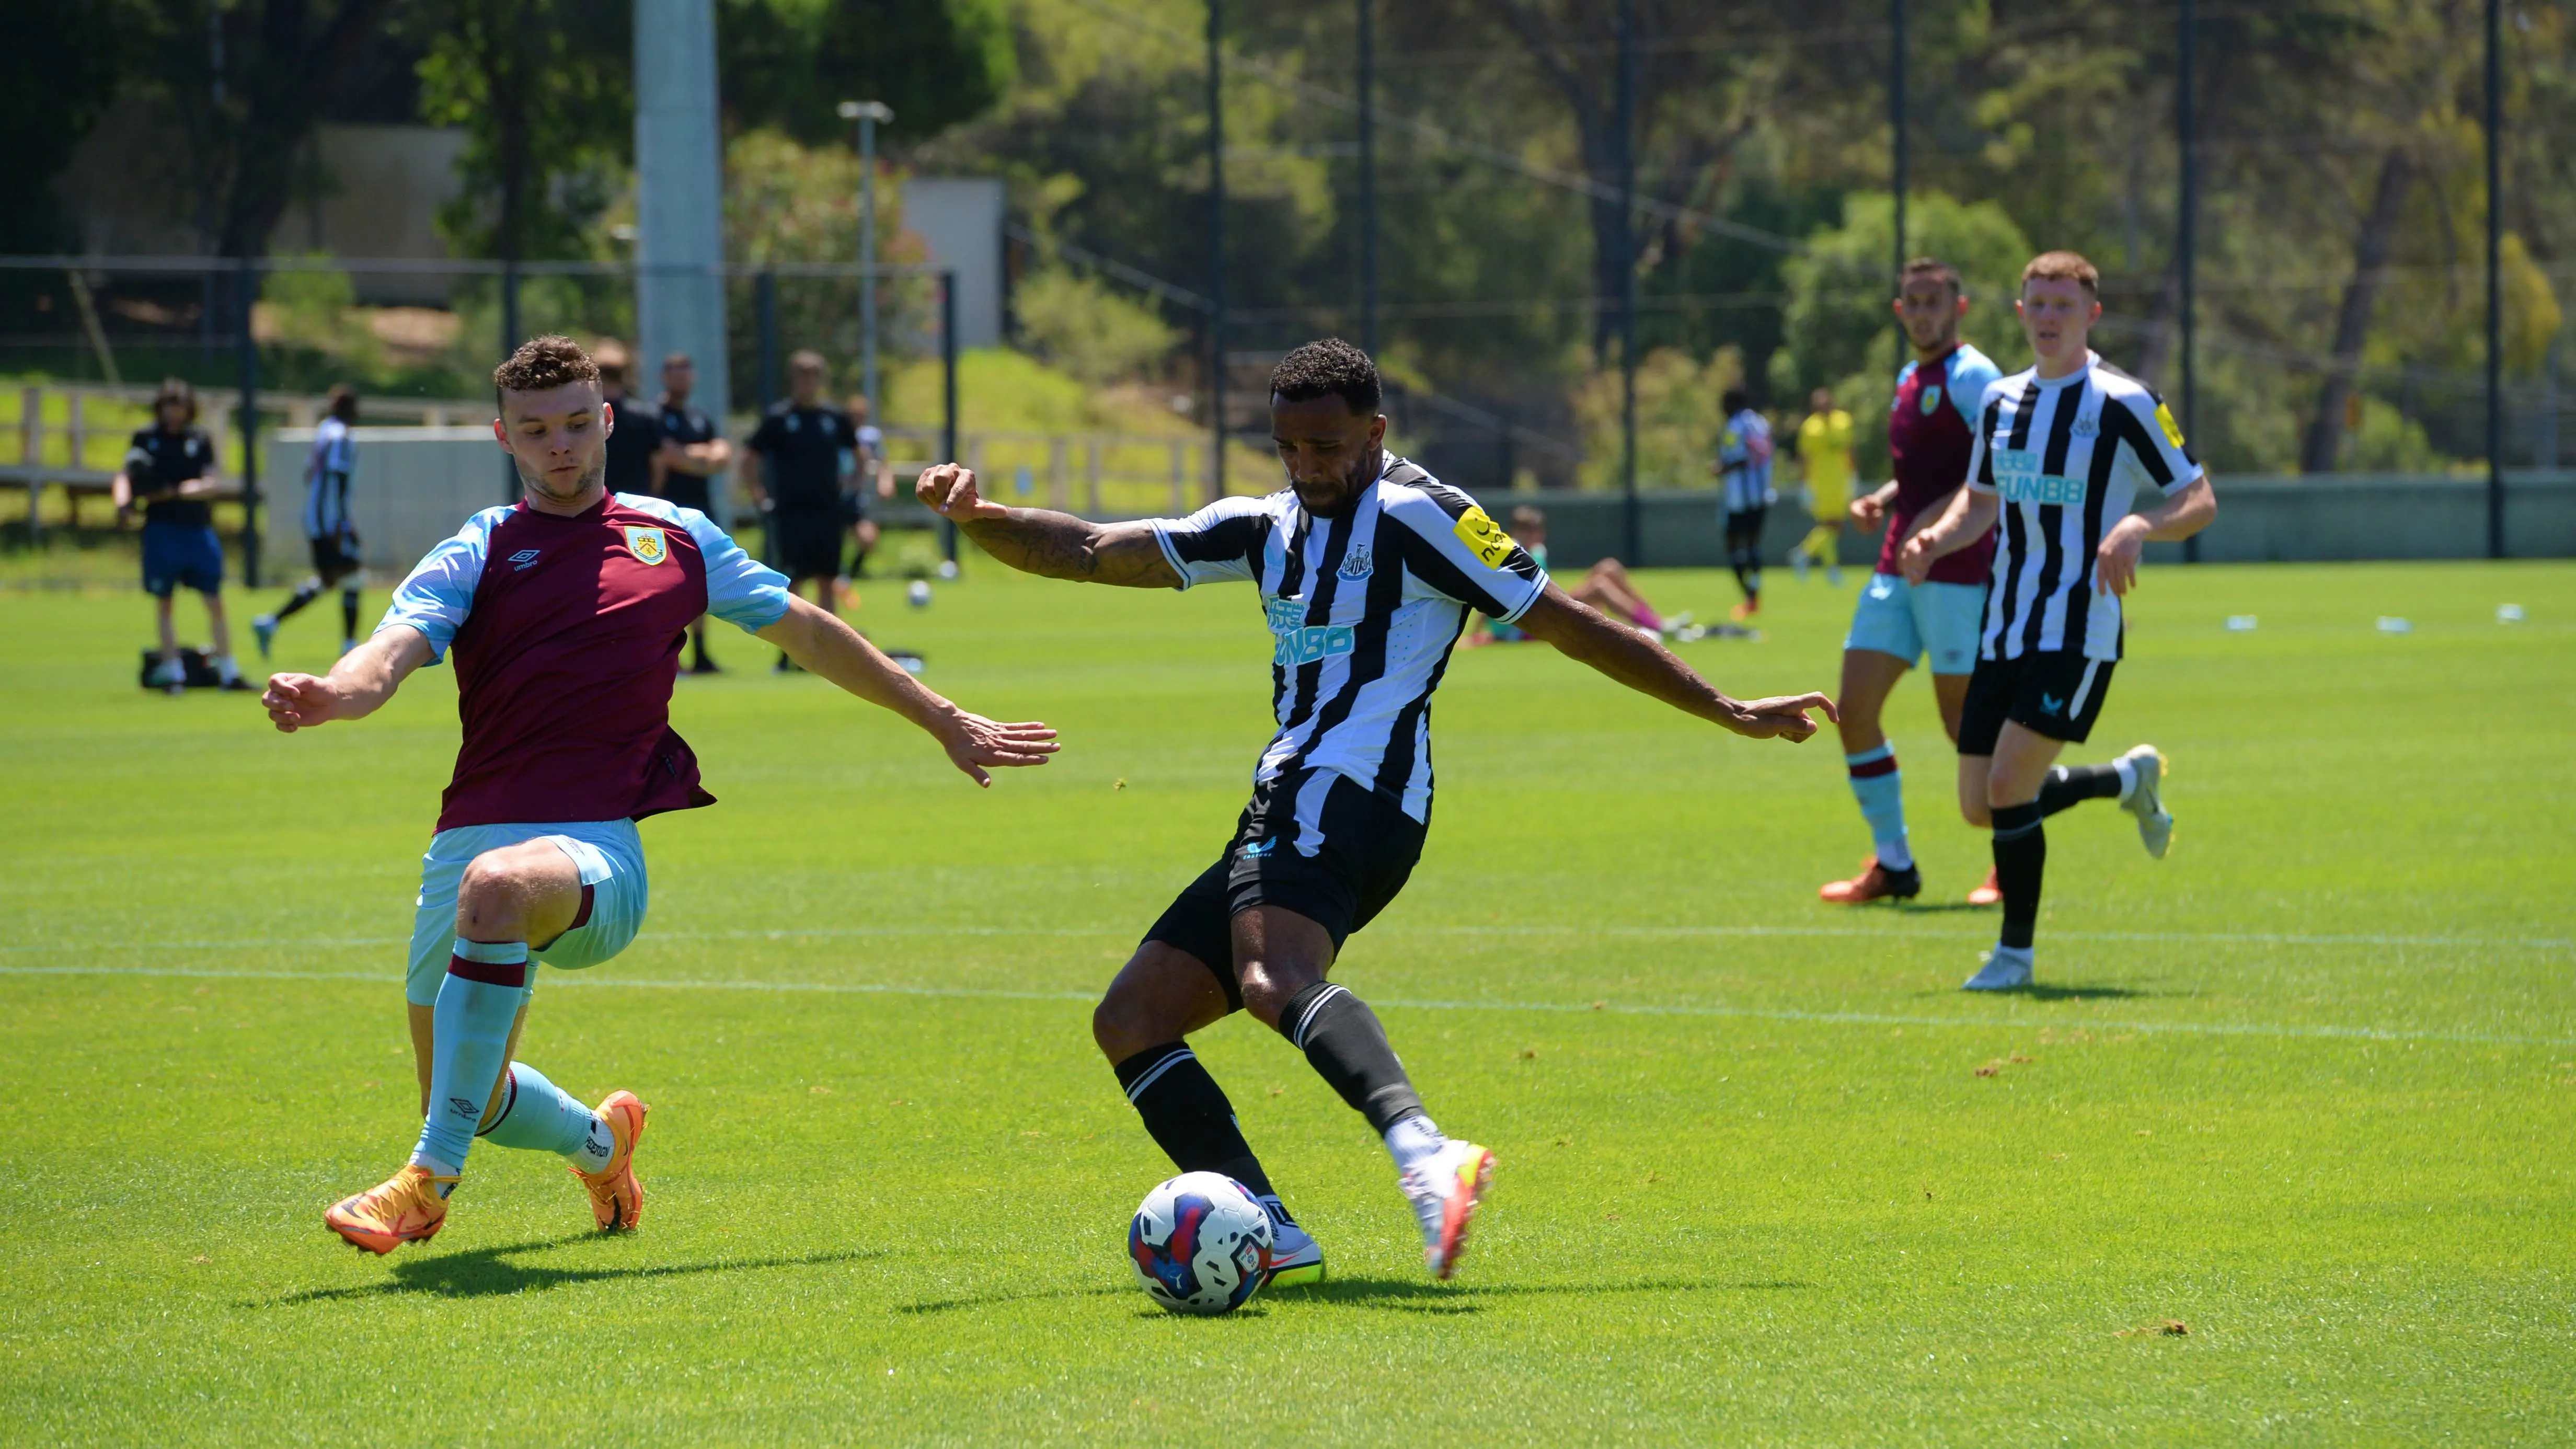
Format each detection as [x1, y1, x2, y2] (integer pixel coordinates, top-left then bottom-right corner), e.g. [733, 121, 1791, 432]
[254, 384, 366, 660]
[262, 336, 1057, 1254]
[839, 392, 894, 589]
[921, 338, 1832, 1283]
[1902, 252, 2216, 991]
[741, 351, 860, 670]
[1819, 258, 2004, 906]
[652, 351, 732, 673]
[114, 377, 248, 692]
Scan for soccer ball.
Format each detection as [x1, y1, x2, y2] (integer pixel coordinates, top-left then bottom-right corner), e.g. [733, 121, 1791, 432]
[1128, 1171, 1273, 1316]
[906, 579, 933, 609]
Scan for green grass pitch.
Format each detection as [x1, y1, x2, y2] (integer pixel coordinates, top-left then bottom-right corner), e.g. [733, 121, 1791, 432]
[3, 555, 2571, 1443]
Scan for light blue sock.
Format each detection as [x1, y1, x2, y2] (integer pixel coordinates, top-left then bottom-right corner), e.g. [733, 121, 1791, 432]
[479, 1061, 615, 1173]
[411, 940, 531, 1179]
[1846, 744, 1913, 870]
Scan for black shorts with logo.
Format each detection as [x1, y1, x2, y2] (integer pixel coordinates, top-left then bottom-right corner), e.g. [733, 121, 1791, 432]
[1144, 768, 1428, 1009]
[308, 532, 361, 579]
[1959, 648, 2118, 753]
[770, 508, 844, 580]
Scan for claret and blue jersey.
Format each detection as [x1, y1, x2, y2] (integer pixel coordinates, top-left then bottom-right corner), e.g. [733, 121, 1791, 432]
[1151, 456, 1547, 824]
[377, 492, 790, 832]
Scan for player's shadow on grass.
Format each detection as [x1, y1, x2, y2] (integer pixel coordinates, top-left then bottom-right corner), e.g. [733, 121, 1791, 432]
[1915, 982, 2152, 1002]
[1268, 1275, 1811, 1316]
[262, 1234, 882, 1306]
[1889, 901, 2001, 915]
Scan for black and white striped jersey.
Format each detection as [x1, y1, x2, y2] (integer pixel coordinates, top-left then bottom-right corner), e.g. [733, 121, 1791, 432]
[1965, 353, 2203, 662]
[1151, 456, 1548, 823]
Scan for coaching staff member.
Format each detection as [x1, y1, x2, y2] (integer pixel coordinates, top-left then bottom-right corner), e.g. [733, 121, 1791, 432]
[738, 350, 858, 670]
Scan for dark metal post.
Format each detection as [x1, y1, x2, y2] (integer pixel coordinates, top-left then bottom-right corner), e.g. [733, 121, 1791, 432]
[2179, 0, 2201, 562]
[757, 268, 780, 409]
[1890, 0, 1907, 280]
[234, 257, 263, 588]
[941, 271, 961, 564]
[2486, 0, 2505, 558]
[500, 260, 523, 502]
[1616, 0, 1640, 563]
[1207, 0, 1227, 503]
[1357, 0, 1377, 357]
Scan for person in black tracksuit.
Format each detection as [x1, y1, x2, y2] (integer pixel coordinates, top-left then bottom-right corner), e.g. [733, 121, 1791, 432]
[738, 349, 858, 671]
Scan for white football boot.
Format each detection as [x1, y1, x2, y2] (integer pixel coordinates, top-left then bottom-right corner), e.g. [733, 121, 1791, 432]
[1259, 1198, 1324, 1288]
[2117, 745, 2173, 859]
[1962, 946, 2034, 992]
[1399, 1140, 1496, 1280]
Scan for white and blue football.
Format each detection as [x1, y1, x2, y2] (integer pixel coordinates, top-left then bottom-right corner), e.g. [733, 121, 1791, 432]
[1128, 1171, 1273, 1316]
[906, 579, 933, 608]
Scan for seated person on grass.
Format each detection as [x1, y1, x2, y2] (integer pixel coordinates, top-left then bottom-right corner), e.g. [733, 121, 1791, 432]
[1469, 506, 1685, 645]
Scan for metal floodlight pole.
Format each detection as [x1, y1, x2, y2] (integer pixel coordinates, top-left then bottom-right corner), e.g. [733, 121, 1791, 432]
[757, 268, 780, 406]
[235, 256, 263, 588]
[1207, 0, 1227, 504]
[1616, 0, 1640, 564]
[500, 259, 523, 503]
[1890, 0, 1907, 282]
[838, 99, 894, 410]
[941, 270, 961, 564]
[2178, 0, 2201, 563]
[2485, 0, 2505, 559]
[1357, 0, 1377, 358]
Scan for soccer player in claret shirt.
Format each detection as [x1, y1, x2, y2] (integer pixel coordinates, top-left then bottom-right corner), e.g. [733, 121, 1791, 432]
[919, 338, 1833, 1281]
[264, 336, 1058, 1253]
[1901, 252, 2216, 991]
[1819, 257, 2005, 906]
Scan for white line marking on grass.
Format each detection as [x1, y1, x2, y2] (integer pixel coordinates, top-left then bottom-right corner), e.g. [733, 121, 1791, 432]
[7, 964, 2569, 1048]
[3, 923, 2567, 955]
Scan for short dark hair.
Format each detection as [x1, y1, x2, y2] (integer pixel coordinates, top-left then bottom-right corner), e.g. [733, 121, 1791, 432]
[1722, 387, 1753, 415]
[494, 335, 600, 406]
[1269, 337, 1382, 415]
[325, 382, 358, 423]
[1901, 255, 1963, 298]
[153, 376, 197, 423]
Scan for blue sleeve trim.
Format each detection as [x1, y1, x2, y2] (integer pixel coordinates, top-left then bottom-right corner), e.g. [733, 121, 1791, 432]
[375, 508, 503, 661]
[676, 505, 792, 631]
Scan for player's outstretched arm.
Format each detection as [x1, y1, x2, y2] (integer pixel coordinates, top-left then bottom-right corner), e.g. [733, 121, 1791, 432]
[1512, 584, 1835, 743]
[916, 463, 1180, 588]
[754, 594, 1059, 786]
[2094, 474, 2217, 596]
[261, 626, 434, 733]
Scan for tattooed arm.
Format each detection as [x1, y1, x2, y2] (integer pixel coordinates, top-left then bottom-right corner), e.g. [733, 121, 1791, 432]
[915, 463, 1182, 588]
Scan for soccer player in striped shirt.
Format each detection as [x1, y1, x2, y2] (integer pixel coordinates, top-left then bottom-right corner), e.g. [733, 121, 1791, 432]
[264, 336, 1058, 1252]
[921, 338, 1833, 1281]
[1900, 252, 2217, 990]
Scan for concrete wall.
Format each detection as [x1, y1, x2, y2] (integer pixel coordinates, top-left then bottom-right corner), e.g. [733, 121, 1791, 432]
[267, 428, 512, 577]
[1508, 474, 2576, 572]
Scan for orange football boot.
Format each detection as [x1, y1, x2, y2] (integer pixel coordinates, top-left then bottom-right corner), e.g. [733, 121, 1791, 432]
[1819, 857, 1921, 904]
[325, 1164, 454, 1254]
[572, 1090, 649, 1232]
[1729, 596, 1763, 622]
[1967, 867, 2003, 906]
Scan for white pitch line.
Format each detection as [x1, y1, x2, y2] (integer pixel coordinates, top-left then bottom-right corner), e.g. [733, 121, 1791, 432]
[3, 922, 2567, 956]
[4, 964, 2568, 1048]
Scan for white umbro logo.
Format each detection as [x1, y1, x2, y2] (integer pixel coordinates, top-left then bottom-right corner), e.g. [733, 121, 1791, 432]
[510, 548, 541, 570]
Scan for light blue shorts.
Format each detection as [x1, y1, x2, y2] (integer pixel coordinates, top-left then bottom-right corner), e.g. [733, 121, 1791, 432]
[406, 820, 649, 1005]
[1844, 572, 1986, 675]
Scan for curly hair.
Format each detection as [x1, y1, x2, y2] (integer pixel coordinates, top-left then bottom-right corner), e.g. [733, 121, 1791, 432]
[492, 335, 600, 406]
[1269, 337, 1382, 415]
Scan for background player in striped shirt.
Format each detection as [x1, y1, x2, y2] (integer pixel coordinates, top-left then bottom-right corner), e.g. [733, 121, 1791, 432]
[253, 384, 364, 659]
[1713, 388, 1776, 619]
[263, 336, 1057, 1253]
[1819, 258, 2003, 906]
[921, 338, 1832, 1282]
[1900, 252, 2217, 990]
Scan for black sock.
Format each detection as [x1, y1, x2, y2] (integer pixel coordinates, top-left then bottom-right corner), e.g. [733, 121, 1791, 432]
[273, 579, 322, 620]
[1991, 801, 2045, 950]
[1111, 1044, 1275, 1198]
[339, 588, 360, 640]
[692, 631, 711, 668]
[2036, 763, 2122, 818]
[1275, 981, 1424, 1134]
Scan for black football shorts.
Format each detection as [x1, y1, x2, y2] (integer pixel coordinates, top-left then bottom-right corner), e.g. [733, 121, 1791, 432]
[1958, 648, 2117, 753]
[1144, 768, 1428, 1009]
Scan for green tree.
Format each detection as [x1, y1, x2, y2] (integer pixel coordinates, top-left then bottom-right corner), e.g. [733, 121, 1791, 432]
[413, 0, 630, 263]
[0, 0, 123, 252]
[722, 0, 1015, 144]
